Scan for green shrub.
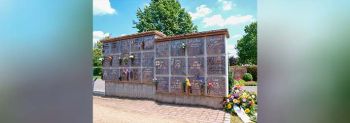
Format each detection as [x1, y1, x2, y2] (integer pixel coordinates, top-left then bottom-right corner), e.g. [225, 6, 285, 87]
[246, 65, 257, 81]
[93, 67, 102, 76]
[228, 69, 234, 93]
[244, 81, 257, 86]
[243, 73, 253, 81]
[234, 79, 246, 86]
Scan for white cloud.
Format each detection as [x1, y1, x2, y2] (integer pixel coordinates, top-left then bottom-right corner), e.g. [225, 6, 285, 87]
[232, 34, 243, 39]
[93, 31, 110, 44]
[218, 0, 235, 11]
[203, 14, 253, 27]
[189, 5, 212, 20]
[227, 44, 237, 57]
[93, 0, 116, 16]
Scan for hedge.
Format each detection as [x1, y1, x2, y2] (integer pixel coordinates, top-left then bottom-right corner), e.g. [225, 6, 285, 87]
[93, 67, 102, 76]
[246, 65, 257, 81]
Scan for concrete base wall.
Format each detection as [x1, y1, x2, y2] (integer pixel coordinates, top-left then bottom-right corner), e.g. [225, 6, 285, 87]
[105, 82, 223, 109]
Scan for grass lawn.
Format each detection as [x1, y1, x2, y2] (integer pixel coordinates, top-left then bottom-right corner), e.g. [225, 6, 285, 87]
[231, 113, 243, 123]
[93, 76, 101, 80]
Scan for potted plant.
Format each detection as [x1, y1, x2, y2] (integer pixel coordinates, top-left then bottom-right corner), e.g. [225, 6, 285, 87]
[153, 77, 158, 90]
[181, 42, 186, 49]
[118, 57, 122, 65]
[129, 54, 135, 64]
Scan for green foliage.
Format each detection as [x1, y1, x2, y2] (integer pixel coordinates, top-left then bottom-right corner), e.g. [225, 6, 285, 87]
[93, 67, 102, 76]
[234, 79, 246, 86]
[229, 56, 237, 66]
[246, 65, 257, 81]
[244, 81, 257, 86]
[237, 22, 257, 65]
[228, 69, 234, 93]
[243, 73, 253, 81]
[134, 0, 197, 36]
[93, 41, 103, 67]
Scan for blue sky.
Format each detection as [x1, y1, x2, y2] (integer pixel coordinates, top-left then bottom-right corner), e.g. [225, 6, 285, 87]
[93, 0, 256, 57]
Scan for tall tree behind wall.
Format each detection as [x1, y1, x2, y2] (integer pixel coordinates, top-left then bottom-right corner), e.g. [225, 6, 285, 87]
[134, 0, 198, 36]
[236, 22, 257, 65]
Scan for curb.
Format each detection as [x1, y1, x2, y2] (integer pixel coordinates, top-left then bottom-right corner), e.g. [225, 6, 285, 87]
[224, 112, 231, 123]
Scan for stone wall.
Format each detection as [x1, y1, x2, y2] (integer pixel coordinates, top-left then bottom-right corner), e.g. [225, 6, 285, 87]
[102, 30, 229, 109]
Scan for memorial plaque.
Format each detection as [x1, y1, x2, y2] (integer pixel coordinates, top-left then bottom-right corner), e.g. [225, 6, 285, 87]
[207, 56, 226, 75]
[142, 52, 154, 67]
[188, 76, 205, 95]
[155, 59, 169, 75]
[206, 35, 225, 55]
[102, 69, 111, 80]
[103, 43, 110, 55]
[130, 53, 141, 67]
[187, 38, 204, 56]
[119, 68, 130, 82]
[171, 58, 186, 75]
[170, 77, 185, 94]
[115, 41, 121, 53]
[207, 77, 226, 97]
[112, 55, 119, 67]
[110, 69, 119, 81]
[142, 68, 154, 83]
[120, 40, 130, 53]
[143, 36, 154, 50]
[111, 42, 117, 54]
[156, 76, 169, 93]
[170, 40, 186, 56]
[130, 68, 141, 83]
[188, 57, 204, 76]
[131, 38, 142, 52]
[156, 42, 169, 57]
[120, 53, 130, 67]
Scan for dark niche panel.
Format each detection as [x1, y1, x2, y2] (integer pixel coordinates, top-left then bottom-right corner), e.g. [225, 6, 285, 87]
[143, 36, 154, 50]
[103, 43, 110, 55]
[171, 58, 186, 75]
[111, 42, 121, 54]
[142, 68, 154, 83]
[110, 69, 119, 81]
[119, 68, 130, 82]
[188, 76, 205, 95]
[188, 57, 204, 76]
[187, 38, 204, 56]
[206, 35, 225, 55]
[130, 68, 141, 83]
[207, 77, 226, 97]
[156, 42, 169, 57]
[170, 77, 185, 94]
[102, 69, 111, 80]
[112, 55, 119, 67]
[120, 40, 130, 53]
[155, 59, 169, 75]
[207, 56, 226, 75]
[130, 53, 141, 67]
[156, 76, 169, 93]
[131, 38, 142, 52]
[170, 40, 186, 56]
[142, 52, 154, 67]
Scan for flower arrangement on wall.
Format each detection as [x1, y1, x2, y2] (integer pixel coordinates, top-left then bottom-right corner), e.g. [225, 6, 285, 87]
[223, 85, 258, 122]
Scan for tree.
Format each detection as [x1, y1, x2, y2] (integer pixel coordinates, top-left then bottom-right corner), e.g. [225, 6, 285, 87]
[229, 56, 238, 66]
[236, 22, 257, 65]
[93, 41, 103, 76]
[134, 0, 197, 36]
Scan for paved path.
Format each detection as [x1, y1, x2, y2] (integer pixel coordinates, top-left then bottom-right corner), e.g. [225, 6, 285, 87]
[93, 96, 226, 123]
[93, 79, 229, 123]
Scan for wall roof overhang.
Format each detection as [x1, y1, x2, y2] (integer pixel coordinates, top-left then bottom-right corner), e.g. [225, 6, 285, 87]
[100, 29, 229, 43]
